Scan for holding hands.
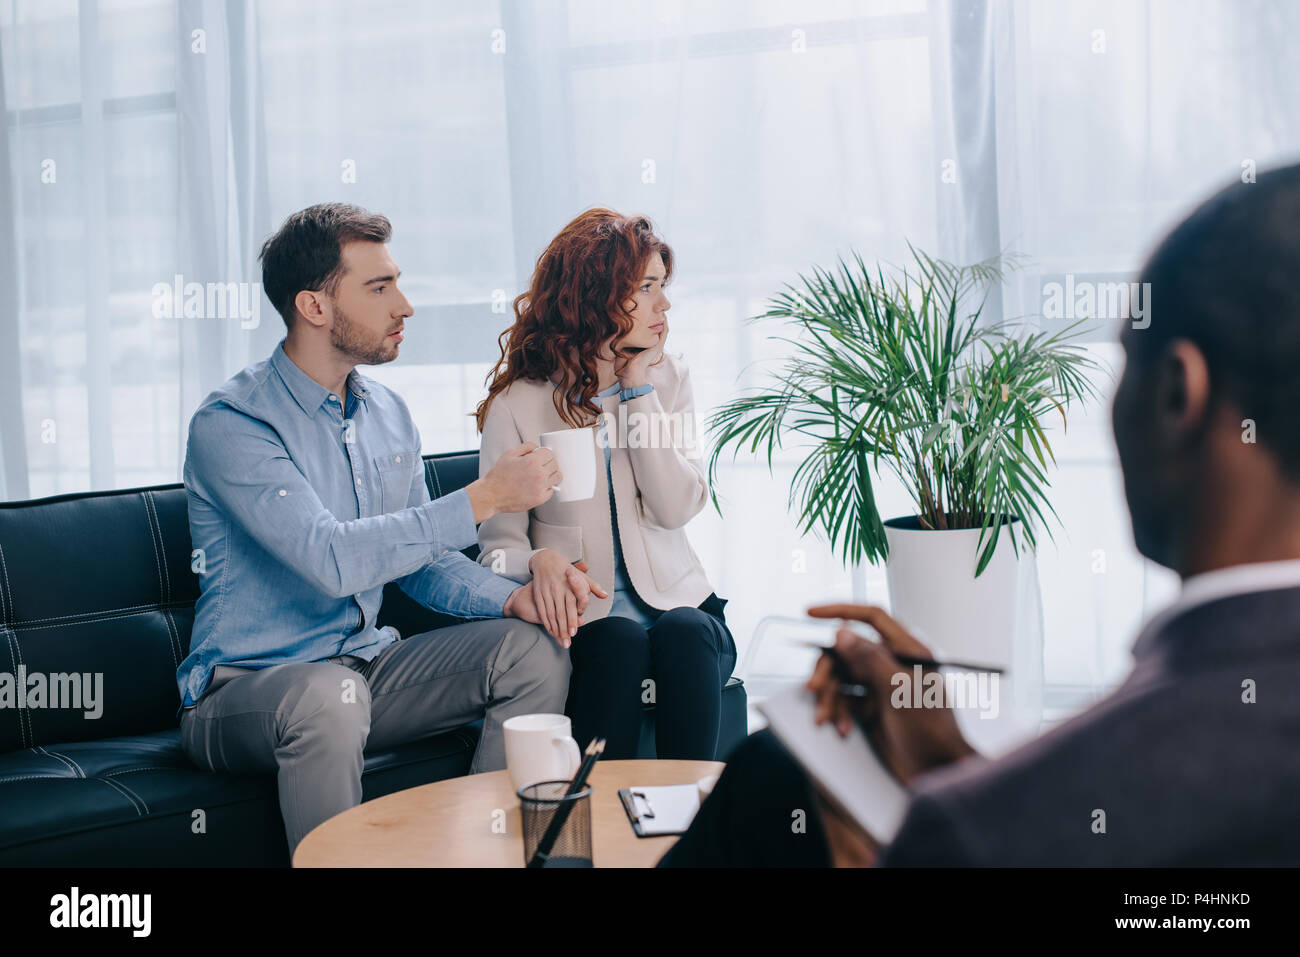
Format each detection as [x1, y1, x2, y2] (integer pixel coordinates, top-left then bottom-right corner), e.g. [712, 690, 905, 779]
[503, 554, 606, 649]
[524, 551, 608, 647]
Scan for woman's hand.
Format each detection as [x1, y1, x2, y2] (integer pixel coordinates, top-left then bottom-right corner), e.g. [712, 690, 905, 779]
[528, 549, 609, 647]
[616, 318, 668, 389]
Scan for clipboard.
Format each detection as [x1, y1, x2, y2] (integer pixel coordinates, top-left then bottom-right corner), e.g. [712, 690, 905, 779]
[618, 785, 701, 837]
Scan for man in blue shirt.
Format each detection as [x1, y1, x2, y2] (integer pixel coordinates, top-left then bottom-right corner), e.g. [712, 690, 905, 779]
[177, 203, 604, 855]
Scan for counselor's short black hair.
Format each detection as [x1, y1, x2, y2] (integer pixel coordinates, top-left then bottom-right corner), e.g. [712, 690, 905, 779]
[1128, 162, 1300, 477]
[258, 202, 392, 328]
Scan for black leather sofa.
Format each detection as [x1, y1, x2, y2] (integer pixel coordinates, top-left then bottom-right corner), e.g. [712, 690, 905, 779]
[0, 451, 746, 866]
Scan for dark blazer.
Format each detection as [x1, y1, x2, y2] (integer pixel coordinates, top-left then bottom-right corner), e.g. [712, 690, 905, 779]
[881, 585, 1300, 865]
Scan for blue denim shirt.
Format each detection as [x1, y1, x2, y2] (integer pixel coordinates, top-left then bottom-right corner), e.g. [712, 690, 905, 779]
[176, 340, 518, 710]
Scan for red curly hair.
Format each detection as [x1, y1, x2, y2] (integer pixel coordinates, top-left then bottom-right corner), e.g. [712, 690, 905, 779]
[475, 208, 673, 432]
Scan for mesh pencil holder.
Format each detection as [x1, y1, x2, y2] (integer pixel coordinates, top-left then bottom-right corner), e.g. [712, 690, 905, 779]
[518, 780, 594, 868]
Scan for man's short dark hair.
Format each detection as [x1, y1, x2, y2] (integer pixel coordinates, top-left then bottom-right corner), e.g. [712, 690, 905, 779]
[1129, 162, 1300, 477]
[259, 203, 392, 328]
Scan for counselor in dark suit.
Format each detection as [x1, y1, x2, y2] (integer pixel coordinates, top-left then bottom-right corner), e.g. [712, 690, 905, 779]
[661, 162, 1300, 867]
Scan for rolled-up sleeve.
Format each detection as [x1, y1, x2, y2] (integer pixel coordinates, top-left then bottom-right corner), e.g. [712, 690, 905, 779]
[397, 550, 517, 619]
[393, 447, 517, 618]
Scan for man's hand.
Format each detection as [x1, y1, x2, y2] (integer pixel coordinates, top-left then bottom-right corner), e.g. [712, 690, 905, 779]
[527, 551, 609, 645]
[502, 582, 565, 648]
[467, 443, 561, 522]
[805, 604, 979, 787]
[616, 318, 667, 389]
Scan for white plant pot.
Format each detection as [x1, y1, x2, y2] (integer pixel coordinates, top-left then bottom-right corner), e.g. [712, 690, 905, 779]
[882, 516, 1044, 752]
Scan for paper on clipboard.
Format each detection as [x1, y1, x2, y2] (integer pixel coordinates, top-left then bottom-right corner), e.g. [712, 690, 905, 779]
[757, 685, 910, 843]
[619, 784, 701, 836]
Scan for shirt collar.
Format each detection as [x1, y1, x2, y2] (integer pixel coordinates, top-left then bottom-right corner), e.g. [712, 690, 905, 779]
[271, 339, 371, 416]
[1132, 558, 1300, 659]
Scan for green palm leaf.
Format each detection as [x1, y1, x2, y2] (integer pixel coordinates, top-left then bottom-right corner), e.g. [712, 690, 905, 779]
[707, 246, 1102, 576]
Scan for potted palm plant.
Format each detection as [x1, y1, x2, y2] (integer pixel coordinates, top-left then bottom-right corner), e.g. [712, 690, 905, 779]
[708, 246, 1100, 729]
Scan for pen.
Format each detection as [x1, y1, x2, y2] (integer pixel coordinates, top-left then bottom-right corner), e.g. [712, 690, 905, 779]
[794, 638, 1005, 675]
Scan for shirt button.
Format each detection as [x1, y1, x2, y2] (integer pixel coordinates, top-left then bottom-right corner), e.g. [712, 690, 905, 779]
[328, 395, 338, 402]
[394, 456, 401, 463]
[355, 478, 363, 487]
[277, 489, 286, 497]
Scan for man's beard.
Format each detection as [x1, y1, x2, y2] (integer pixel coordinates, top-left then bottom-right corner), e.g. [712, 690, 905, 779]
[330, 304, 398, 366]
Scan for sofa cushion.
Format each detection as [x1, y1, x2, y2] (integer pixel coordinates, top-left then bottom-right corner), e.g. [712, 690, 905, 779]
[0, 486, 197, 752]
[0, 724, 482, 866]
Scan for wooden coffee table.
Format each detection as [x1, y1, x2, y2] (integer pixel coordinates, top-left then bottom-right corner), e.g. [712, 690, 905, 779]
[293, 758, 724, 867]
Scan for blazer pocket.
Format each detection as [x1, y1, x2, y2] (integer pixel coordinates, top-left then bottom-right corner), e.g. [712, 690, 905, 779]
[373, 448, 420, 514]
[634, 501, 695, 591]
[528, 515, 584, 564]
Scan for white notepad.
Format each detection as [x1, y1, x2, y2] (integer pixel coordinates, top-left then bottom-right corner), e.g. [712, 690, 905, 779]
[619, 784, 702, 836]
[757, 685, 911, 842]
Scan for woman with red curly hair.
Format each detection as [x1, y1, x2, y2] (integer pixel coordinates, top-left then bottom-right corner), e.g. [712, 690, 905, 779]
[474, 208, 736, 761]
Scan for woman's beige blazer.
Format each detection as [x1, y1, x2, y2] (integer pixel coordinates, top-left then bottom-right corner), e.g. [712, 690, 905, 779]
[476, 352, 715, 622]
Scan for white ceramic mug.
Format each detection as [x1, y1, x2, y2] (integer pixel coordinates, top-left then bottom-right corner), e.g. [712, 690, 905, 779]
[538, 428, 597, 502]
[503, 713, 583, 792]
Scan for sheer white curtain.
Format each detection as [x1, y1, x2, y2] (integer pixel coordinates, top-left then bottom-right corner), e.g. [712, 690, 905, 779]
[5, 0, 1300, 709]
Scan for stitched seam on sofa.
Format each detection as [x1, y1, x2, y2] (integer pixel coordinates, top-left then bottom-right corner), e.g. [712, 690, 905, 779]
[98, 776, 147, 816]
[430, 462, 443, 498]
[102, 766, 185, 776]
[0, 539, 13, 625]
[37, 746, 84, 778]
[0, 625, 23, 749]
[144, 492, 173, 600]
[10, 600, 191, 627]
[11, 608, 170, 631]
[154, 539, 183, 670]
[143, 492, 183, 668]
[159, 607, 181, 670]
[101, 773, 152, 815]
[0, 773, 72, 783]
[3, 626, 31, 747]
[141, 492, 166, 609]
